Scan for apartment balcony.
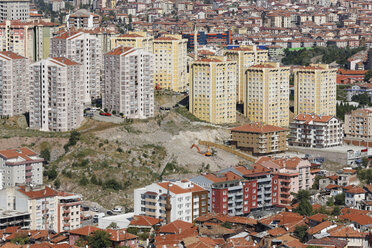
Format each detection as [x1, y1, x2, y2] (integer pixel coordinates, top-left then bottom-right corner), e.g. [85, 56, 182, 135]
[25, 172, 32, 177]
[64, 223, 70, 227]
[63, 216, 70, 221]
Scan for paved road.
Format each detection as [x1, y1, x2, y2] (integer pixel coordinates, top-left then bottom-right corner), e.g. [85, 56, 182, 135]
[86, 111, 125, 124]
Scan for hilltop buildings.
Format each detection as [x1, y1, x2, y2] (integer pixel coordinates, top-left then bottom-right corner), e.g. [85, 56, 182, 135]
[103, 47, 154, 119]
[111, 32, 154, 53]
[224, 46, 268, 104]
[29, 57, 84, 132]
[0, 51, 29, 117]
[189, 57, 237, 124]
[245, 62, 290, 126]
[153, 35, 187, 92]
[294, 64, 337, 116]
[50, 31, 102, 103]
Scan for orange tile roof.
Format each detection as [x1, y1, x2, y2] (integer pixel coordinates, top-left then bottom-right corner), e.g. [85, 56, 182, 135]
[308, 213, 329, 222]
[17, 186, 58, 199]
[69, 226, 101, 236]
[195, 58, 223, 63]
[231, 123, 287, 133]
[118, 33, 144, 38]
[52, 57, 80, 66]
[346, 186, 366, 194]
[0, 51, 26, 60]
[202, 171, 242, 183]
[365, 184, 372, 193]
[0, 147, 37, 160]
[157, 181, 206, 194]
[159, 220, 195, 233]
[155, 36, 180, 41]
[293, 114, 334, 124]
[307, 220, 331, 235]
[106, 229, 137, 241]
[328, 226, 367, 238]
[129, 215, 162, 227]
[267, 227, 287, 237]
[339, 213, 372, 226]
[106, 46, 135, 56]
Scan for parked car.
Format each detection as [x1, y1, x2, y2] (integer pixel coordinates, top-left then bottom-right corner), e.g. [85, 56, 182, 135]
[81, 205, 89, 211]
[82, 214, 92, 220]
[99, 112, 111, 116]
[93, 213, 105, 223]
[106, 210, 114, 216]
[112, 207, 122, 213]
[92, 207, 98, 212]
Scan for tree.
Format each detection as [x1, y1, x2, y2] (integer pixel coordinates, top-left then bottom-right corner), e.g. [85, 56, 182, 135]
[352, 93, 370, 106]
[332, 206, 341, 216]
[221, 222, 233, 229]
[107, 222, 119, 229]
[87, 230, 112, 248]
[54, 179, 61, 189]
[44, 167, 58, 180]
[293, 190, 313, 216]
[327, 197, 334, 206]
[79, 175, 89, 186]
[362, 157, 369, 167]
[11, 233, 29, 245]
[334, 192, 345, 205]
[40, 148, 51, 162]
[293, 225, 308, 242]
[312, 175, 324, 190]
[364, 70, 372, 82]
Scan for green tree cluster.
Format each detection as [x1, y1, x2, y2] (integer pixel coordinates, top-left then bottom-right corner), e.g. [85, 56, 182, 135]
[357, 168, 372, 184]
[351, 93, 371, 106]
[40, 148, 51, 162]
[364, 70, 372, 82]
[64, 131, 81, 152]
[336, 102, 357, 120]
[293, 190, 313, 216]
[293, 225, 308, 242]
[282, 46, 365, 68]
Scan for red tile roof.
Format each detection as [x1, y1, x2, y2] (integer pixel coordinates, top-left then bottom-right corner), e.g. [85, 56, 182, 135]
[231, 123, 287, 133]
[159, 220, 194, 234]
[106, 47, 135, 56]
[307, 221, 331, 235]
[157, 181, 206, 194]
[129, 215, 162, 227]
[52, 57, 80, 66]
[293, 114, 334, 124]
[346, 186, 366, 194]
[0, 51, 26, 60]
[0, 147, 37, 160]
[17, 186, 58, 199]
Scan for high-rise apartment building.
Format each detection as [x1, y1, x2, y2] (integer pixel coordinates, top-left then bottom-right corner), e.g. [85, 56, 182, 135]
[0, 51, 29, 117]
[0, 185, 82, 232]
[0, 148, 43, 189]
[111, 32, 154, 53]
[224, 46, 268, 103]
[189, 57, 237, 124]
[29, 57, 84, 132]
[0, 20, 58, 61]
[103, 47, 154, 119]
[245, 62, 290, 126]
[0, 0, 29, 22]
[134, 180, 208, 223]
[50, 31, 101, 103]
[153, 35, 187, 91]
[294, 64, 337, 116]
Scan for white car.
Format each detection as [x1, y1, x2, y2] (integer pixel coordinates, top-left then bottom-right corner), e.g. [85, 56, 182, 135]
[112, 207, 122, 213]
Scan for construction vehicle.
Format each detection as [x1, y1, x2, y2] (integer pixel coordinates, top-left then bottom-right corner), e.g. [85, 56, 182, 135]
[190, 144, 215, 156]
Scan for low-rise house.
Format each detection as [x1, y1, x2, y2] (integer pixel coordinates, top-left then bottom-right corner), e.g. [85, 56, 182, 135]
[231, 123, 288, 155]
[289, 114, 343, 148]
[128, 215, 162, 234]
[345, 186, 366, 208]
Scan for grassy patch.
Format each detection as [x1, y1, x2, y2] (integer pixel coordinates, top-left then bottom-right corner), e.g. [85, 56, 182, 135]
[174, 106, 203, 122]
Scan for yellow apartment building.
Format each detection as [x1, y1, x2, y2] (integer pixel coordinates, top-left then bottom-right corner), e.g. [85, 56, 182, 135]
[189, 57, 237, 124]
[245, 62, 290, 127]
[224, 46, 268, 103]
[153, 35, 188, 92]
[294, 64, 337, 116]
[111, 31, 154, 53]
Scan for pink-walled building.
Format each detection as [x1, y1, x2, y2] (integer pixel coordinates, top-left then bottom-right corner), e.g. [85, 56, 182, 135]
[257, 157, 314, 206]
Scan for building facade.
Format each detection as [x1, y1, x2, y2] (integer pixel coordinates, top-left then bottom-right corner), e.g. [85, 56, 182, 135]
[190, 163, 279, 215]
[0, 51, 29, 117]
[0, 185, 81, 232]
[153, 35, 187, 92]
[231, 123, 287, 155]
[289, 114, 344, 148]
[111, 32, 154, 53]
[344, 109, 372, 140]
[224, 46, 268, 104]
[66, 9, 100, 29]
[189, 57, 237, 124]
[103, 47, 154, 118]
[245, 62, 290, 126]
[29, 57, 84, 132]
[0, 148, 43, 189]
[294, 64, 337, 116]
[0, 0, 29, 22]
[257, 156, 314, 206]
[0, 209, 30, 230]
[50, 31, 101, 103]
[134, 180, 208, 223]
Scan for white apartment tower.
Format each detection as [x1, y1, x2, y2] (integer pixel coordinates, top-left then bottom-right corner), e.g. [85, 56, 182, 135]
[0, 51, 29, 117]
[50, 31, 101, 104]
[103, 47, 154, 118]
[0, 148, 43, 189]
[29, 57, 84, 132]
[0, 0, 29, 22]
